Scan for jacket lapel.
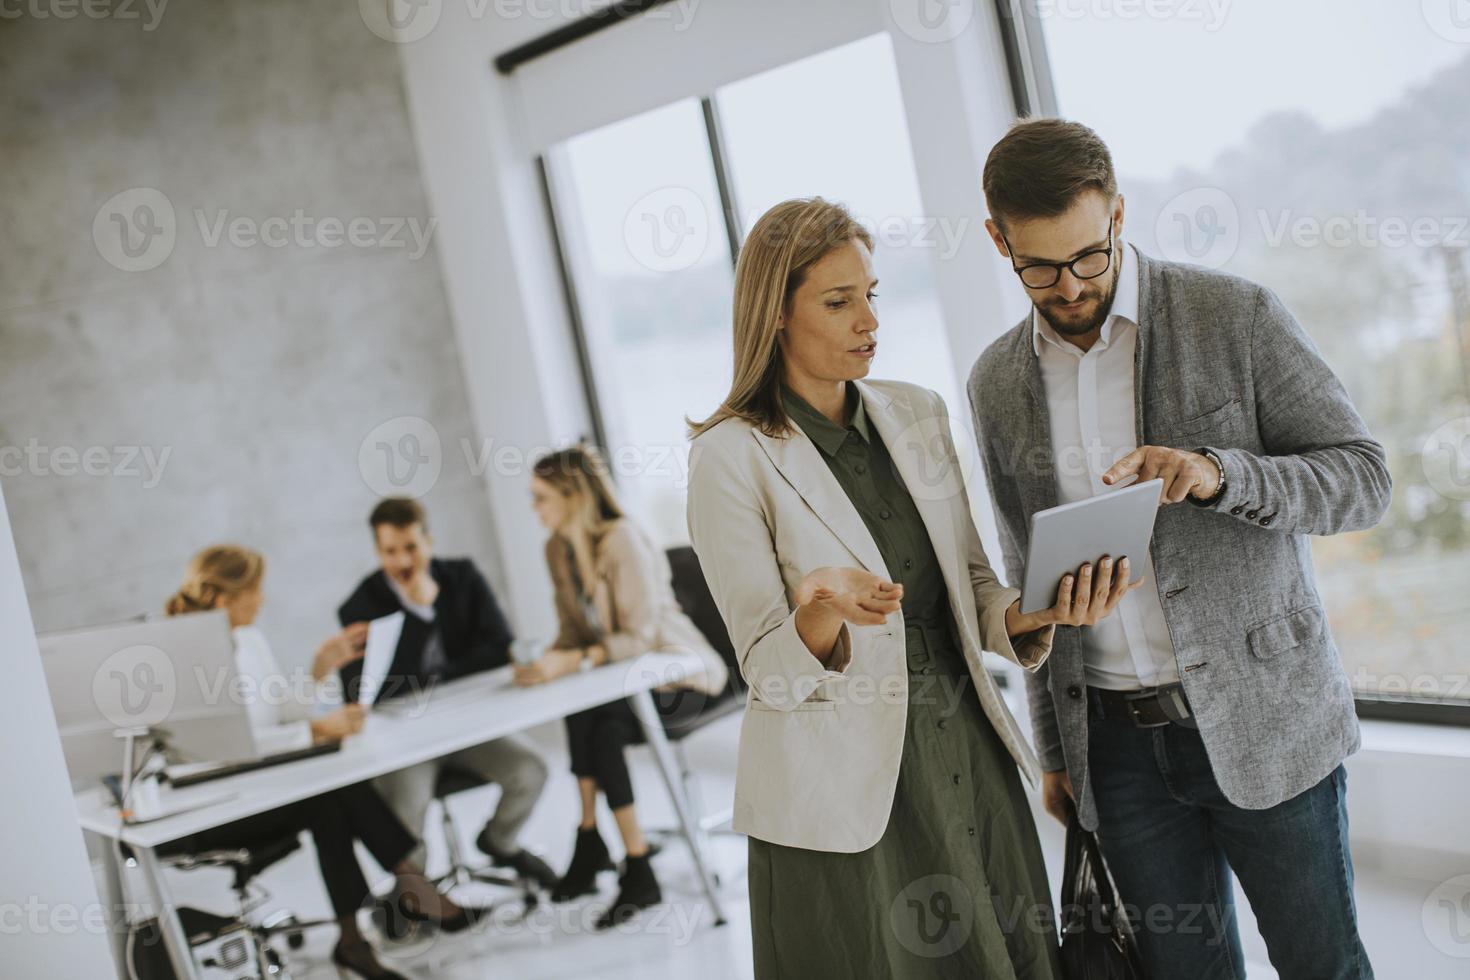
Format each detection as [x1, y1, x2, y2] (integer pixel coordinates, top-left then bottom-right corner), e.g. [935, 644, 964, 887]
[751, 402, 891, 578]
[859, 381, 961, 591]
[1013, 326, 1060, 515]
[1132, 244, 1155, 446]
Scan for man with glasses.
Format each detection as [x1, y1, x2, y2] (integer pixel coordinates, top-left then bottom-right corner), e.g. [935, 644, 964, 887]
[967, 118, 1386, 978]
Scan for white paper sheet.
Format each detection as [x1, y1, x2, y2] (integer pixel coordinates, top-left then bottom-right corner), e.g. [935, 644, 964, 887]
[359, 611, 405, 707]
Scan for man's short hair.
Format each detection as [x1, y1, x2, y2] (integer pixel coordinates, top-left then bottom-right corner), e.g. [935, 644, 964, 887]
[982, 118, 1118, 231]
[369, 497, 428, 534]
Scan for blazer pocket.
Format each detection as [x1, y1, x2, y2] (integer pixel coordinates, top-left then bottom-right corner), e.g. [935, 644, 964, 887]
[1246, 604, 1325, 659]
[748, 697, 837, 713]
[1172, 396, 1243, 438]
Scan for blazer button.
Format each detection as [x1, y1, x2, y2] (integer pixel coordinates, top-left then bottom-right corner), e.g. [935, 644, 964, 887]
[1230, 505, 1246, 515]
[1259, 514, 1274, 527]
[1066, 684, 1082, 699]
[879, 509, 892, 520]
[1246, 509, 1261, 520]
[855, 463, 867, 475]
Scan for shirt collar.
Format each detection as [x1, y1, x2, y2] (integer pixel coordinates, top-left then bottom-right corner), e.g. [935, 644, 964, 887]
[1031, 241, 1138, 355]
[782, 381, 870, 456]
[387, 574, 436, 619]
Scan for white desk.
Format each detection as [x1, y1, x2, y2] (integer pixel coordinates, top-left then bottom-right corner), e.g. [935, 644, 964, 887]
[77, 653, 728, 980]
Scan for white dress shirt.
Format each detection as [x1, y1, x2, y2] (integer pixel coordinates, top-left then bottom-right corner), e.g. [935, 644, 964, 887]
[386, 575, 450, 678]
[1033, 243, 1181, 691]
[231, 625, 338, 754]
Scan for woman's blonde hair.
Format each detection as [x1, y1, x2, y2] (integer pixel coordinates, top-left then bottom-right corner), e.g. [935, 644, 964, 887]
[531, 444, 626, 538]
[164, 545, 265, 616]
[687, 197, 873, 439]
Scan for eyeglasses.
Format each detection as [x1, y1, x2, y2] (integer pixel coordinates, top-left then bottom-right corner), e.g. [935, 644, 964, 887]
[1001, 222, 1114, 289]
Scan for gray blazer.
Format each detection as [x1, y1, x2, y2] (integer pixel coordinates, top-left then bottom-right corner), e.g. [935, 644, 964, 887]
[967, 246, 1392, 830]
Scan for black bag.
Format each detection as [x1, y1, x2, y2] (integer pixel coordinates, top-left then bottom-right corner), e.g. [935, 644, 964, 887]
[1059, 809, 1147, 979]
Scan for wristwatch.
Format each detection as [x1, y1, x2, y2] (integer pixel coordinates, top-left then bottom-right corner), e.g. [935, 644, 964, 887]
[1188, 447, 1227, 507]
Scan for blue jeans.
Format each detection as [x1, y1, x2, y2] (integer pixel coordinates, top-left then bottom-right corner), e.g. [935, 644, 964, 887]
[1086, 700, 1373, 979]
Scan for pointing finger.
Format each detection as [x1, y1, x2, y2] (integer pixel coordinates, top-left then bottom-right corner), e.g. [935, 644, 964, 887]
[1102, 448, 1145, 485]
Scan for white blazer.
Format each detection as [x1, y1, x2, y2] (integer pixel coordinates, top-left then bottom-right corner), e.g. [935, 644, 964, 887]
[686, 379, 1055, 853]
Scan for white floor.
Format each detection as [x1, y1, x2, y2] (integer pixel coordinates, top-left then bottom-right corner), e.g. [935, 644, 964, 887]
[157, 711, 1465, 979]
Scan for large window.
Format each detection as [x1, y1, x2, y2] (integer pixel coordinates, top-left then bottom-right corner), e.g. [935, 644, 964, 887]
[546, 34, 963, 547]
[547, 100, 736, 547]
[715, 34, 963, 415]
[1034, 3, 1470, 710]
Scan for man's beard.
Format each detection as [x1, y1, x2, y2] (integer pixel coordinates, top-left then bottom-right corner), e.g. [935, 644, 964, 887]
[1037, 265, 1121, 337]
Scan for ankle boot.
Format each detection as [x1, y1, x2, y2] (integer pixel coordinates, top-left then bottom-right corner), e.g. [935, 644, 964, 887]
[596, 852, 661, 929]
[551, 826, 612, 902]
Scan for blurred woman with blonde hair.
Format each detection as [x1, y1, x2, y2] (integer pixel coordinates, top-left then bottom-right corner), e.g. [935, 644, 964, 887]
[163, 545, 488, 978]
[514, 445, 729, 930]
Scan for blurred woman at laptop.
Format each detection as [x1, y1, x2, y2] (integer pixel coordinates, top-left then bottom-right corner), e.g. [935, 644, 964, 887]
[165, 544, 487, 980]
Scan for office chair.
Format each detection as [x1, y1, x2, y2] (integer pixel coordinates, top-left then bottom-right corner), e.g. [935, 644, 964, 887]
[429, 766, 540, 911]
[642, 547, 749, 868]
[158, 834, 334, 978]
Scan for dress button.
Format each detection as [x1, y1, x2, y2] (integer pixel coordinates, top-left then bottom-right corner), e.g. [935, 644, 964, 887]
[879, 509, 892, 520]
[937, 719, 948, 730]
[1067, 685, 1082, 699]
[967, 827, 976, 837]
[854, 463, 866, 475]
[904, 558, 914, 569]
[952, 774, 961, 785]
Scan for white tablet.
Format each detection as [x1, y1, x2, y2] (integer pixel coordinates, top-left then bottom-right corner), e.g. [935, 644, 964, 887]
[1019, 478, 1164, 615]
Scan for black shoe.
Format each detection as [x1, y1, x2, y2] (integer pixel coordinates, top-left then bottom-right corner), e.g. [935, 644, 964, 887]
[371, 891, 422, 943]
[595, 852, 662, 930]
[620, 838, 661, 869]
[476, 832, 559, 891]
[333, 939, 409, 980]
[551, 826, 614, 902]
[394, 891, 492, 935]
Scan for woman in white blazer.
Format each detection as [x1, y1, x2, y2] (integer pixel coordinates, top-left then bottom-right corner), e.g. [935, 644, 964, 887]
[685, 198, 1137, 979]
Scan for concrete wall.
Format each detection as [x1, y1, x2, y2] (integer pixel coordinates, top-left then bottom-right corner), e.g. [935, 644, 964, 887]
[0, 0, 507, 667]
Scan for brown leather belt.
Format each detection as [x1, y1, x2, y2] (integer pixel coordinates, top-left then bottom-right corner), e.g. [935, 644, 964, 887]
[1088, 684, 1196, 729]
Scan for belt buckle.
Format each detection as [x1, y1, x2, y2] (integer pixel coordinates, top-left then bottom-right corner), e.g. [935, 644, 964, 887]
[1123, 688, 1171, 728]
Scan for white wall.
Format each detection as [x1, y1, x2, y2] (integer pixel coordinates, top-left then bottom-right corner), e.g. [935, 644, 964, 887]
[0, 480, 117, 978]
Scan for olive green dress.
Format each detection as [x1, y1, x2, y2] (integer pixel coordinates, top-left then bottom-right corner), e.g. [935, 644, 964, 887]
[746, 382, 1061, 980]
